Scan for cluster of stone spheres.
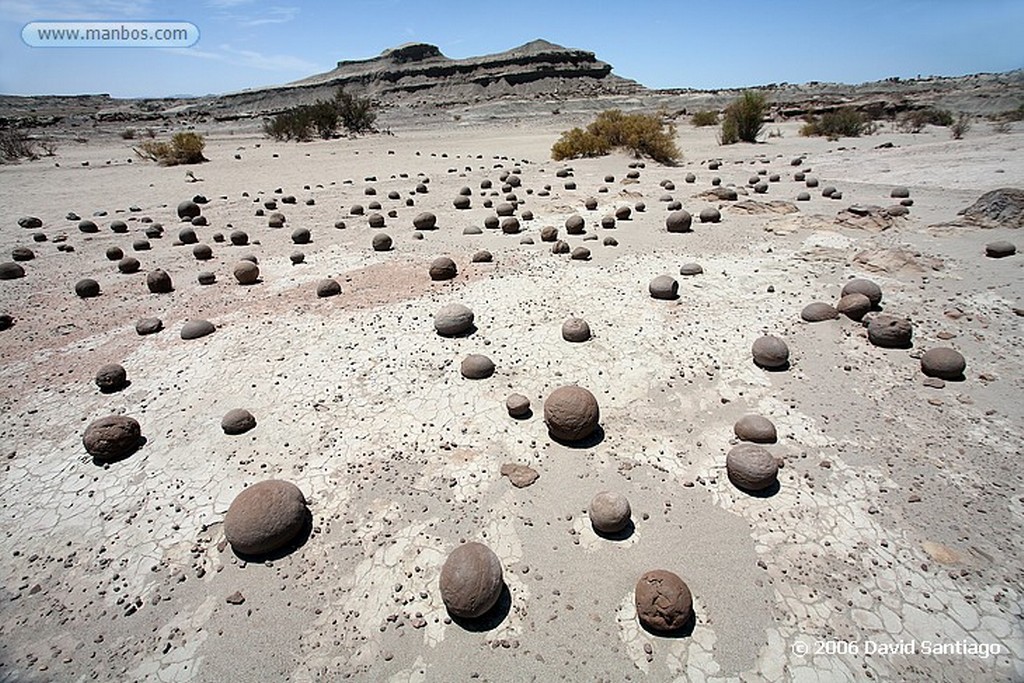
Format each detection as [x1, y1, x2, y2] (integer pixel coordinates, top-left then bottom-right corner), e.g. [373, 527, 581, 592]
[77, 238, 967, 632]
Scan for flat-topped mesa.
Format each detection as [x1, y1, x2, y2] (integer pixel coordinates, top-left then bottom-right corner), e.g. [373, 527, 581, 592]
[284, 38, 639, 102]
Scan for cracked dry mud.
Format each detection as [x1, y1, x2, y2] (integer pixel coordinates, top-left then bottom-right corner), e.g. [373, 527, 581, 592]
[0, 118, 1022, 682]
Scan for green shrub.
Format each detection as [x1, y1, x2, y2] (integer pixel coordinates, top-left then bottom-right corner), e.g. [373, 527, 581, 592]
[264, 87, 377, 141]
[120, 128, 136, 140]
[690, 110, 718, 127]
[551, 110, 680, 164]
[720, 91, 767, 144]
[135, 132, 206, 165]
[800, 107, 873, 140]
[896, 107, 955, 133]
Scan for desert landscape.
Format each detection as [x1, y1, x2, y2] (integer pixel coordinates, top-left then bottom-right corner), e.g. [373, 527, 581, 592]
[1, 39, 1023, 683]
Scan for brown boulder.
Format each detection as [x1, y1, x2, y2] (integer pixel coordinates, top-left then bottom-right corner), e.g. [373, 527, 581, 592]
[223, 480, 309, 556]
[543, 385, 599, 442]
[439, 542, 504, 619]
[83, 415, 141, 462]
[635, 570, 693, 632]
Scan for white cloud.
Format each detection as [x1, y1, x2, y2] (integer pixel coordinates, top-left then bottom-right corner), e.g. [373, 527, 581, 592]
[164, 43, 319, 74]
[240, 6, 298, 26]
[0, 0, 155, 22]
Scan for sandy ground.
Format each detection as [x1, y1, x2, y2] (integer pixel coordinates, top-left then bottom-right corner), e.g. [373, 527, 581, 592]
[0, 116, 1022, 682]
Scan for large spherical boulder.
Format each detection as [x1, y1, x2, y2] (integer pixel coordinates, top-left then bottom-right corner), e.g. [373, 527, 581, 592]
[733, 415, 777, 443]
[434, 303, 474, 336]
[78, 219, 99, 233]
[233, 261, 259, 285]
[223, 480, 309, 556]
[291, 228, 311, 245]
[439, 542, 504, 619]
[222, 408, 257, 435]
[841, 278, 882, 307]
[570, 246, 591, 261]
[540, 226, 558, 242]
[801, 302, 838, 322]
[836, 293, 871, 321]
[177, 200, 201, 220]
[649, 275, 678, 300]
[635, 570, 693, 633]
[500, 217, 521, 234]
[83, 415, 141, 462]
[544, 385, 600, 442]
[589, 491, 631, 534]
[372, 233, 393, 252]
[117, 257, 141, 274]
[561, 317, 591, 342]
[95, 363, 127, 393]
[726, 443, 779, 491]
[75, 278, 101, 298]
[429, 256, 457, 281]
[867, 315, 913, 348]
[461, 354, 495, 379]
[920, 347, 966, 380]
[11, 247, 34, 262]
[565, 214, 585, 235]
[699, 207, 721, 223]
[180, 319, 215, 340]
[666, 210, 693, 233]
[136, 317, 163, 335]
[752, 335, 789, 369]
[413, 212, 437, 230]
[985, 240, 1016, 258]
[316, 279, 341, 298]
[0, 262, 26, 280]
[146, 269, 173, 294]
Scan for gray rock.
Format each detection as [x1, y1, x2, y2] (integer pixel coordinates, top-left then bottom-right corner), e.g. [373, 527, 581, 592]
[434, 303, 474, 336]
[589, 491, 631, 534]
[83, 415, 141, 462]
[751, 335, 789, 369]
[726, 443, 779, 491]
[733, 414, 778, 443]
[544, 385, 599, 442]
[180, 319, 215, 340]
[439, 542, 503, 619]
[222, 408, 257, 435]
[649, 275, 678, 300]
[224, 480, 308, 556]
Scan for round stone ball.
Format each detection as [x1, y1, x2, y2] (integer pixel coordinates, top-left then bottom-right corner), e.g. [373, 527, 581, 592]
[95, 363, 127, 392]
[570, 246, 591, 261]
[544, 385, 600, 442]
[666, 210, 693, 233]
[0, 314, 12, 330]
[434, 303, 474, 336]
[192, 244, 213, 261]
[291, 228, 311, 245]
[197, 271, 216, 285]
[316, 279, 341, 298]
[290, 252, 305, 264]
[146, 269, 173, 294]
[733, 414, 778, 443]
[180, 319, 215, 340]
[796, 191, 810, 201]
[367, 213, 385, 228]
[453, 196, 471, 210]
[506, 393, 530, 418]
[429, 256, 457, 281]
[841, 278, 882, 307]
[109, 220, 128, 234]
[649, 275, 679, 300]
[635, 570, 693, 633]
[83, 415, 141, 462]
[0, 262, 26, 280]
[540, 226, 558, 242]
[178, 228, 198, 244]
[223, 480, 309, 556]
[500, 217, 521, 234]
[751, 335, 789, 369]
[589, 491, 631, 534]
[920, 347, 966, 380]
[460, 354, 495, 379]
[79, 219, 99, 233]
[117, 257, 140, 274]
[699, 207, 721, 223]
[985, 240, 1016, 258]
[565, 214, 585, 235]
[867, 315, 913, 349]
[471, 250, 492, 263]
[836, 293, 871, 321]
[890, 186, 910, 199]
[726, 443, 779, 491]
[372, 233, 393, 251]
[105, 246, 124, 261]
[136, 317, 163, 335]
[679, 263, 704, 276]
[615, 205, 632, 221]
[439, 542, 504, 619]
[75, 278, 101, 298]
[177, 200, 201, 219]
[561, 317, 591, 342]
[801, 302, 838, 322]
[233, 261, 259, 285]
[413, 212, 438, 230]
[222, 408, 257, 435]
[229, 230, 249, 246]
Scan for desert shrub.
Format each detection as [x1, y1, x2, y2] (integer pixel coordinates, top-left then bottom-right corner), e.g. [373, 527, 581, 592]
[896, 107, 955, 133]
[950, 113, 971, 140]
[800, 107, 874, 140]
[991, 119, 1012, 134]
[551, 109, 679, 164]
[720, 91, 767, 144]
[264, 87, 376, 141]
[38, 139, 58, 156]
[997, 103, 1024, 123]
[690, 110, 719, 127]
[144, 127, 157, 138]
[0, 128, 37, 161]
[135, 132, 206, 165]
[120, 128, 136, 140]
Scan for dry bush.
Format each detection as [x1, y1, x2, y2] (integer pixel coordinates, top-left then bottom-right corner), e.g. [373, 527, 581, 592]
[991, 119, 1012, 134]
[551, 109, 680, 164]
[264, 87, 376, 141]
[120, 128, 136, 140]
[0, 128, 37, 162]
[950, 113, 971, 140]
[720, 91, 767, 144]
[38, 139, 58, 156]
[135, 132, 206, 165]
[800, 107, 876, 140]
[690, 110, 719, 127]
[896, 107, 954, 133]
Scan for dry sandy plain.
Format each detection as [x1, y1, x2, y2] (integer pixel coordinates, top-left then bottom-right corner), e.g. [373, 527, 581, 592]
[0, 113, 1022, 682]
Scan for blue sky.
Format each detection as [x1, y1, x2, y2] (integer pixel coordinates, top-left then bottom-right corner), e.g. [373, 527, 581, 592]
[1, 0, 1022, 98]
